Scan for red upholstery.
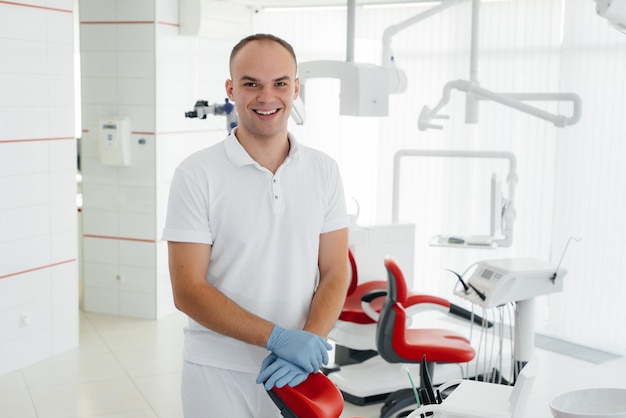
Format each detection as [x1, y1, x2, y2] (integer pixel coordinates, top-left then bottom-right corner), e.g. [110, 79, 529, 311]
[340, 250, 452, 325]
[379, 257, 476, 364]
[270, 372, 344, 418]
[339, 280, 387, 324]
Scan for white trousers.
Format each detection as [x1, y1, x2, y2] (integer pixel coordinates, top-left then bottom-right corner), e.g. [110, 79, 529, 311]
[181, 360, 282, 418]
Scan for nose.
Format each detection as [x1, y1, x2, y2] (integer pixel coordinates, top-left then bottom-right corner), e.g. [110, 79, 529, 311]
[256, 85, 273, 103]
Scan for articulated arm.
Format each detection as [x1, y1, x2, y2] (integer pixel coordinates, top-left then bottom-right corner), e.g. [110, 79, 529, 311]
[418, 79, 582, 130]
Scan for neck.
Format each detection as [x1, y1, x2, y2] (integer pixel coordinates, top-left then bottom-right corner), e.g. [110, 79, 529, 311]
[236, 131, 290, 174]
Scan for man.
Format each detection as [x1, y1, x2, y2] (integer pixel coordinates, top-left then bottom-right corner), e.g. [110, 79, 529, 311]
[162, 33, 350, 417]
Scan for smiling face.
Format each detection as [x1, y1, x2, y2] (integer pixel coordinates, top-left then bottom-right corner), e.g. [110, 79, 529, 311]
[225, 39, 299, 143]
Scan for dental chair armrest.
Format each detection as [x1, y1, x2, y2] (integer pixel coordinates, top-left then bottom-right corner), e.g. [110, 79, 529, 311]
[403, 294, 451, 317]
[361, 290, 387, 322]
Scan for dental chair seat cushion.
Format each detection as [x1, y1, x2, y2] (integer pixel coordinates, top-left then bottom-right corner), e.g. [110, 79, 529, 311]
[392, 323, 476, 363]
[270, 372, 344, 418]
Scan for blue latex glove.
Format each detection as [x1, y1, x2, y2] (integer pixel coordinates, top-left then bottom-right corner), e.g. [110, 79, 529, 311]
[266, 325, 332, 373]
[256, 353, 309, 390]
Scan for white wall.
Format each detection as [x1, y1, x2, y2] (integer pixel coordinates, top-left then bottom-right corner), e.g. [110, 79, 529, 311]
[79, 0, 253, 319]
[0, 0, 79, 376]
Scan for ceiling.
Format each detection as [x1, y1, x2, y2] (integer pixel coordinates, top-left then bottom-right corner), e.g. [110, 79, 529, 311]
[227, 0, 440, 11]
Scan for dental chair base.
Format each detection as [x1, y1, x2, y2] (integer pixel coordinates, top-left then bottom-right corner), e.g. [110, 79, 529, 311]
[327, 356, 472, 406]
[405, 358, 537, 418]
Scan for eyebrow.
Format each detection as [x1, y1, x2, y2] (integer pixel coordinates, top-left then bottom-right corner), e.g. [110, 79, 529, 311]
[238, 75, 292, 83]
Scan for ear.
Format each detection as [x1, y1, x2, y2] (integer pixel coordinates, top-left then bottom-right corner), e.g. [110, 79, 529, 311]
[225, 79, 235, 101]
[293, 77, 300, 100]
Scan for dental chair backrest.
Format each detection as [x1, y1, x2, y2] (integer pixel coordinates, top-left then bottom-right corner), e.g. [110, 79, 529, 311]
[267, 372, 344, 418]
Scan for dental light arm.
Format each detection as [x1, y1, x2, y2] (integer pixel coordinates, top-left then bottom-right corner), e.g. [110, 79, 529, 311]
[185, 98, 238, 133]
[418, 79, 582, 130]
[381, 0, 469, 69]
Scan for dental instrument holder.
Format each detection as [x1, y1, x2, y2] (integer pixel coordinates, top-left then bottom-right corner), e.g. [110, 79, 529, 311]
[185, 99, 238, 133]
[391, 149, 517, 248]
[454, 257, 567, 378]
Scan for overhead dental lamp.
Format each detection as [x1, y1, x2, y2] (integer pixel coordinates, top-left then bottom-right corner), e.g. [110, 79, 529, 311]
[596, 0, 626, 33]
[297, 0, 408, 118]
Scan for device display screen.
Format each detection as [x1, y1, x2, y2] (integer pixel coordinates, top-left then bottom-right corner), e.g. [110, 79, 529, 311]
[102, 123, 117, 130]
[481, 269, 494, 280]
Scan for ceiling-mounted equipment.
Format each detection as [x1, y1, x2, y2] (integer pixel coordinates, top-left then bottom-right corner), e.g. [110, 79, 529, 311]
[298, 0, 408, 118]
[418, 0, 582, 131]
[418, 80, 582, 130]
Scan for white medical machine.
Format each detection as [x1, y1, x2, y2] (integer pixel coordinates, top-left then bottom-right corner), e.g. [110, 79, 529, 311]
[454, 257, 567, 375]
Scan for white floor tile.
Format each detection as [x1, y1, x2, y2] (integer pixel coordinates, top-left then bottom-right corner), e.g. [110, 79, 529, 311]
[29, 378, 154, 418]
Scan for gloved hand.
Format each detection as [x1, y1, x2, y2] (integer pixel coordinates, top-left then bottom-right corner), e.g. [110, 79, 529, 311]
[256, 353, 309, 390]
[266, 325, 332, 373]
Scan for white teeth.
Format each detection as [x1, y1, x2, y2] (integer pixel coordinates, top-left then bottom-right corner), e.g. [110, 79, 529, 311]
[256, 109, 278, 115]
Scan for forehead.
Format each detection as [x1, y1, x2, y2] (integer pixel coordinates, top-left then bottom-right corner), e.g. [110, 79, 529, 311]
[231, 40, 297, 78]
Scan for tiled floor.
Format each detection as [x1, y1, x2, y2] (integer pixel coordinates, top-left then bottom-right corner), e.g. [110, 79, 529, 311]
[1, 310, 625, 418]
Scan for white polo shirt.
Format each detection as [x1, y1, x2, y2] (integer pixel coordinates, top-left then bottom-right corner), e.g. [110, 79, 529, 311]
[162, 129, 349, 372]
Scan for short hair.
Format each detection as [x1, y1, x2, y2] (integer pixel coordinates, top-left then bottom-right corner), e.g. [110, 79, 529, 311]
[229, 33, 297, 76]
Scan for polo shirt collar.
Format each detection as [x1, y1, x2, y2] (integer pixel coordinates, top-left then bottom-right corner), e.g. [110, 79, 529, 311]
[225, 127, 301, 168]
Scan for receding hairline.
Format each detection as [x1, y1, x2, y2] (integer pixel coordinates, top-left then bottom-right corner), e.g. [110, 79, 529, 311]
[229, 34, 298, 76]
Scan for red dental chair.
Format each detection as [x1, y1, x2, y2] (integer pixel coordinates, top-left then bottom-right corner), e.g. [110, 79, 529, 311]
[376, 257, 476, 418]
[267, 372, 344, 418]
[330, 250, 485, 369]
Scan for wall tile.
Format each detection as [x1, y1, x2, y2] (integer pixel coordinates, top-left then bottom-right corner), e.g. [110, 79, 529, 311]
[82, 76, 119, 104]
[156, 0, 178, 24]
[119, 212, 156, 240]
[118, 77, 155, 105]
[0, 173, 51, 210]
[0, 39, 47, 74]
[49, 139, 78, 171]
[81, 50, 117, 77]
[0, 74, 48, 107]
[117, 25, 155, 51]
[50, 230, 78, 262]
[81, 184, 119, 210]
[119, 240, 155, 268]
[83, 236, 119, 264]
[116, 0, 154, 21]
[47, 75, 75, 106]
[82, 209, 119, 236]
[122, 265, 156, 293]
[79, 25, 117, 51]
[117, 51, 154, 78]
[118, 185, 155, 214]
[0, 142, 50, 176]
[1, 205, 51, 243]
[0, 236, 52, 279]
[83, 261, 120, 289]
[46, 9, 74, 44]
[50, 170, 78, 202]
[48, 106, 76, 138]
[0, 5, 46, 41]
[79, 0, 116, 22]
